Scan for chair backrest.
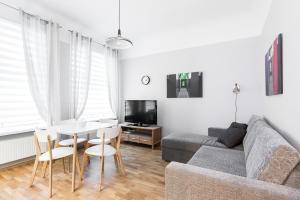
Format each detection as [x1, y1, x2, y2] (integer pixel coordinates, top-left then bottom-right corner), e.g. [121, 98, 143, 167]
[34, 128, 57, 158]
[97, 127, 121, 140]
[35, 128, 58, 143]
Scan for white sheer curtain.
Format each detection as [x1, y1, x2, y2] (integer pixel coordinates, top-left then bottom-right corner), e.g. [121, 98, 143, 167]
[105, 47, 119, 119]
[68, 31, 92, 119]
[21, 10, 61, 126]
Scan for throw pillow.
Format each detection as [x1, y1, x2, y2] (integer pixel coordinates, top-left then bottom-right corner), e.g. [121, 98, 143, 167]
[230, 122, 248, 130]
[218, 127, 247, 148]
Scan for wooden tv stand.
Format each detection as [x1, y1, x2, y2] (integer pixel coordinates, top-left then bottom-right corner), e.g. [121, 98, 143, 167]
[120, 124, 162, 149]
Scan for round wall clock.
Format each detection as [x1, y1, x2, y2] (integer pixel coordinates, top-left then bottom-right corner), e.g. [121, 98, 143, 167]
[141, 75, 151, 85]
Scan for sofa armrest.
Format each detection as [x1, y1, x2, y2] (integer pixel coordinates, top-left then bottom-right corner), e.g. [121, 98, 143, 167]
[208, 127, 227, 137]
[165, 162, 300, 200]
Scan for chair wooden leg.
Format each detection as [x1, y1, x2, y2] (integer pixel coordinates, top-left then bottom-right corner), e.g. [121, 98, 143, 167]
[85, 142, 91, 164]
[113, 155, 119, 170]
[71, 134, 78, 192]
[115, 153, 122, 173]
[117, 152, 126, 176]
[49, 161, 53, 198]
[102, 157, 105, 172]
[68, 157, 71, 173]
[76, 155, 82, 177]
[84, 141, 89, 150]
[81, 153, 88, 181]
[99, 156, 104, 191]
[29, 158, 39, 187]
[41, 161, 48, 178]
[62, 158, 66, 174]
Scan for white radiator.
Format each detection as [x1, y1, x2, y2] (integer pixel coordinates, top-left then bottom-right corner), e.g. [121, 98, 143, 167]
[0, 134, 44, 165]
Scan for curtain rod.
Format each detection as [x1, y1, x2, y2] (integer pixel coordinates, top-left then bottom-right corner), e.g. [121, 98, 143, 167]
[0, 1, 106, 47]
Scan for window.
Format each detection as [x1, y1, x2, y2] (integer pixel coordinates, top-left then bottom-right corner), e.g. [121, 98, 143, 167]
[0, 18, 43, 136]
[80, 47, 115, 121]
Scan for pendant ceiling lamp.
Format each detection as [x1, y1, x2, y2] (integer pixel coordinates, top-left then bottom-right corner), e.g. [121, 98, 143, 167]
[106, 0, 133, 49]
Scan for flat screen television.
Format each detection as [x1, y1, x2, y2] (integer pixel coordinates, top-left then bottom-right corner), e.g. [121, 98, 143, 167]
[125, 100, 157, 126]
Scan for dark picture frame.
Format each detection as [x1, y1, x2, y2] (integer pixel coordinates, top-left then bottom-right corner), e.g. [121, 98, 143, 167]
[167, 72, 203, 98]
[265, 34, 283, 96]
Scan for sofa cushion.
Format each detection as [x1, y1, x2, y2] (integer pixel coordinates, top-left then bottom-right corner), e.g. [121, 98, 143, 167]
[246, 127, 300, 184]
[188, 146, 246, 177]
[217, 127, 246, 148]
[208, 127, 227, 138]
[162, 133, 226, 152]
[243, 118, 270, 161]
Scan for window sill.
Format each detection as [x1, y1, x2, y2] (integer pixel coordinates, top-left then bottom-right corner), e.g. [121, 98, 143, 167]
[0, 128, 35, 137]
[0, 118, 117, 137]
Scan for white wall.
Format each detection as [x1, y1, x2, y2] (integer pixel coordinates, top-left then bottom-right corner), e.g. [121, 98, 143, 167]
[120, 37, 263, 136]
[260, 0, 300, 150]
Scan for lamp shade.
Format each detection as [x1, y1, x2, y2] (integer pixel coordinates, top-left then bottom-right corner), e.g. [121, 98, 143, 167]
[233, 83, 240, 94]
[106, 35, 133, 50]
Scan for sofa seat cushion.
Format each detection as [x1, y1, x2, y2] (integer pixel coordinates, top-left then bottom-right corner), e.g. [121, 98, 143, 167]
[162, 133, 226, 152]
[188, 146, 246, 177]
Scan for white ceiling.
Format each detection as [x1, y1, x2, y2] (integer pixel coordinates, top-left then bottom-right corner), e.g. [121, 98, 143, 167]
[7, 0, 273, 59]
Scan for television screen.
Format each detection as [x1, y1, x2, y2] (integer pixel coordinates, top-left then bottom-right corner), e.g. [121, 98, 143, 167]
[125, 100, 157, 125]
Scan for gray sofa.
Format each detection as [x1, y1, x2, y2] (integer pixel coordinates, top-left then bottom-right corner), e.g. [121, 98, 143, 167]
[165, 115, 300, 200]
[162, 128, 242, 163]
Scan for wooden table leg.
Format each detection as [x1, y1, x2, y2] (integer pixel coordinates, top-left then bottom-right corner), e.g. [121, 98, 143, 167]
[71, 133, 78, 192]
[76, 155, 82, 176]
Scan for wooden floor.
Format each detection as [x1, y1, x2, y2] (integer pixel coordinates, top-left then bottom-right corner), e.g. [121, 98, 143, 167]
[0, 144, 168, 200]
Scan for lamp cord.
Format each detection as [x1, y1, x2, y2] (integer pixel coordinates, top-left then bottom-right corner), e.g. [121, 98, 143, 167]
[235, 93, 238, 122]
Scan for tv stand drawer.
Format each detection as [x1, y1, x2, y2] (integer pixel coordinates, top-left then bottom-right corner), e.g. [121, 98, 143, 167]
[121, 133, 129, 141]
[120, 125, 161, 149]
[127, 134, 152, 145]
[129, 135, 140, 143]
[139, 135, 152, 145]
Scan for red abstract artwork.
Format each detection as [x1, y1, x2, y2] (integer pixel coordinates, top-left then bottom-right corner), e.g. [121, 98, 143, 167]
[265, 34, 283, 96]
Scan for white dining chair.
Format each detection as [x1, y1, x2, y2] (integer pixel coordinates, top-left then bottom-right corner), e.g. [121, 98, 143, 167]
[87, 119, 118, 146]
[81, 126, 126, 191]
[29, 128, 74, 198]
[56, 119, 88, 171]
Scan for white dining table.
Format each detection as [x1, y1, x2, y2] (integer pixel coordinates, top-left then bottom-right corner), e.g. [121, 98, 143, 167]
[53, 121, 114, 192]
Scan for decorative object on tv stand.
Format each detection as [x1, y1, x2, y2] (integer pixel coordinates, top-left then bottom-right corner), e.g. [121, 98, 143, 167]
[141, 75, 151, 85]
[167, 72, 203, 98]
[106, 0, 133, 49]
[265, 33, 283, 96]
[233, 83, 240, 122]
